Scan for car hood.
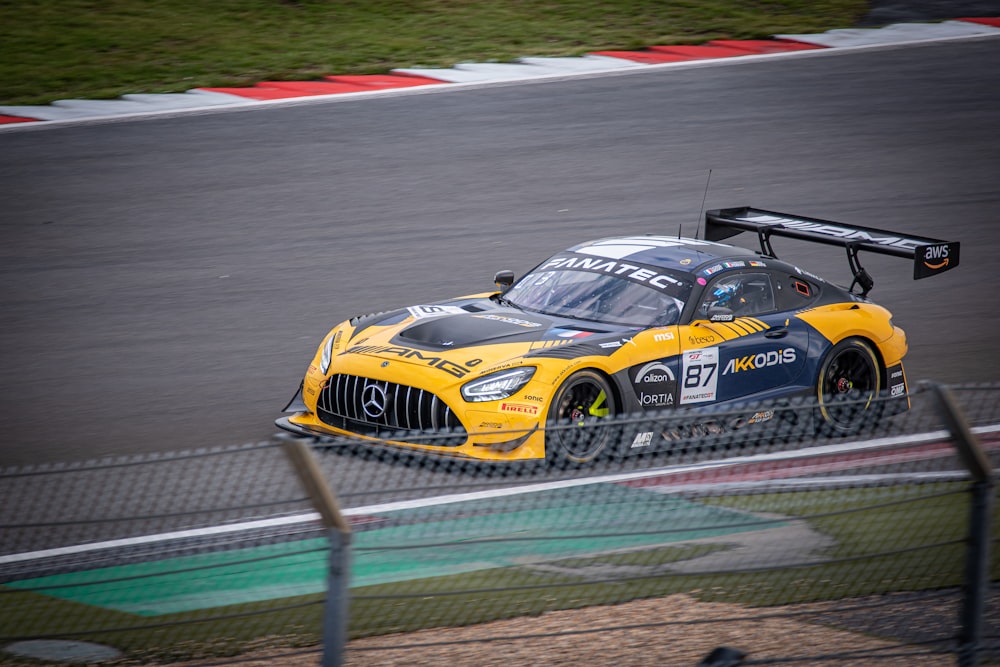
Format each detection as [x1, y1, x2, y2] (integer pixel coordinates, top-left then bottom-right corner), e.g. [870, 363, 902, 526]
[340, 299, 634, 375]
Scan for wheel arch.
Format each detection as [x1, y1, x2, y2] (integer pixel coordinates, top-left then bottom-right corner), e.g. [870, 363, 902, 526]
[826, 333, 888, 388]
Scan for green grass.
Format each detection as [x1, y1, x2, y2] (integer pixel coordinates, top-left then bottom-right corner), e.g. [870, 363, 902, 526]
[2, 483, 985, 663]
[0, 0, 868, 106]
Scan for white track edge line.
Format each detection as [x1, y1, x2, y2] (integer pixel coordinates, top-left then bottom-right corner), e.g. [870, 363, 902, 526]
[2, 423, 996, 566]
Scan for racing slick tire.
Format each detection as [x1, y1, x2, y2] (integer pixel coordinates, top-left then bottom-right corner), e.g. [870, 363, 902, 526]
[546, 370, 618, 465]
[815, 338, 883, 436]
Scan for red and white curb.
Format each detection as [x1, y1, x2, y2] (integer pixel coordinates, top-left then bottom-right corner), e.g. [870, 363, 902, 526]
[1, 17, 998, 126]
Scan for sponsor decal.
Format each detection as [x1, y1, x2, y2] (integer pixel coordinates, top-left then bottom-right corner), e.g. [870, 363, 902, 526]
[723, 349, 797, 375]
[749, 260, 767, 267]
[653, 331, 675, 342]
[702, 264, 723, 276]
[679, 258, 692, 265]
[554, 362, 581, 384]
[599, 337, 635, 350]
[635, 362, 676, 385]
[923, 244, 951, 270]
[347, 344, 483, 378]
[747, 410, 774, 425]
[630, 432, 655, 448]
[477, 361, 516, 375]
[710, 312, 734, 322]
[473, 314, 543, 328]
[523, 394, 545, 403]
[891, 369, 904, 380]
[688, 334, 716, 345]
[793, 266, 824, 281]
[632, 360, 677, 408]
[407, 304, 467, 319]
[538, 256, 682, 290]
[740, 213, 936, 251]
[478, 421, 504, 429]
[499, 402, 540, 416]
[680, 347, 719, 404]
[890, 383, 906, 397]
[722, 260, 745, 268]
[332, 330, 342, 350]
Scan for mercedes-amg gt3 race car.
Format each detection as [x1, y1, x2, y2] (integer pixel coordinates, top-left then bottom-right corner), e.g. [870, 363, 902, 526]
[277, 207, 959, 463]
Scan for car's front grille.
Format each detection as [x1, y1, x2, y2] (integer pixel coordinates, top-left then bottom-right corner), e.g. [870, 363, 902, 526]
[316, 374, 466, 446]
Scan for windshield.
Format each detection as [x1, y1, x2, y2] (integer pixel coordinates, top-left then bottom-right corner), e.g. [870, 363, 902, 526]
[504, 268, 691, 327]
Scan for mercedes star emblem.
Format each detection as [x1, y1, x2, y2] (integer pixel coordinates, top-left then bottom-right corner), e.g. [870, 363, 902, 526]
[361, 381, 388, 419]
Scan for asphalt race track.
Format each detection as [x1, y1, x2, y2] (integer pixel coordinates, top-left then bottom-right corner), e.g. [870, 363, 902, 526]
[1, 37, 999, 467]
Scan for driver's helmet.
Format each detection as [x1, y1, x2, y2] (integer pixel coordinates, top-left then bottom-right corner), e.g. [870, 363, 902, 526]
[710, 279, 741, 308]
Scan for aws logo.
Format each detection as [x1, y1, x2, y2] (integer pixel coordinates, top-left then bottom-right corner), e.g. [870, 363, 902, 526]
[723, 349, 796, 375]
[923, 244, 951, 270]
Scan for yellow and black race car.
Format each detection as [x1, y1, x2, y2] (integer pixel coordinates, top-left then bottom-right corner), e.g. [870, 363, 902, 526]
[277, 207, 959, 463]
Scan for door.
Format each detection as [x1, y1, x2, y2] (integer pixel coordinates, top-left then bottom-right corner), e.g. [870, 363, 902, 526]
[677, 270, 811, 405]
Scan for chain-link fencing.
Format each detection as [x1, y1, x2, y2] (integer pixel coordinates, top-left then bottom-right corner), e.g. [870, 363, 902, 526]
[1, 382, 998, 666]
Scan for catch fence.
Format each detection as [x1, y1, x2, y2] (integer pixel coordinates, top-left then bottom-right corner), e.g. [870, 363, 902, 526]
[1, 382, 998, 666]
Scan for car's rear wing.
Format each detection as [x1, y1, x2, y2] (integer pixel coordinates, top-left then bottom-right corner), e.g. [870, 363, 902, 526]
[704, 206, 960, 295]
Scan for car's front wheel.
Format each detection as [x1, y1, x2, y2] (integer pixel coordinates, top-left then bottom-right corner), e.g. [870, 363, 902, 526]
[816, 338, 883, 436]
[546, 370, 618, 464]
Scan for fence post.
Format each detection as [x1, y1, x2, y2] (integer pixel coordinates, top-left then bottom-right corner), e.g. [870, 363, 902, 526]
[930, 383, 994, 667]
[282, 438, 352, 667]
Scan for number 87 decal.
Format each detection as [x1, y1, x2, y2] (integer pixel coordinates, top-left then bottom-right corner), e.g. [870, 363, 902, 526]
[680, 347, 719, 404]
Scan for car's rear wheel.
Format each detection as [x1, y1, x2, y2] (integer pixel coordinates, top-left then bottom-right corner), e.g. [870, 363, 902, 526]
[546, 370, 618, 464]
[816, 338, 882, 436]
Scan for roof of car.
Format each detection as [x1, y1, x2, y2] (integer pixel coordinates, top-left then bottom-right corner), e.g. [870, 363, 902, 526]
[563, 235, 761, 272]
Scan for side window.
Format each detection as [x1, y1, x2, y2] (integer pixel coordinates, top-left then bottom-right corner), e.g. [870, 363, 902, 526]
[698, 272, 775, 318]
[774, 274, 821, 311]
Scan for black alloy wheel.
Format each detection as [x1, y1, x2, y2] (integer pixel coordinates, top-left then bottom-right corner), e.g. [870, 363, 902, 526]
[546, 370, 618, 464]
[816, 338, 882, 435]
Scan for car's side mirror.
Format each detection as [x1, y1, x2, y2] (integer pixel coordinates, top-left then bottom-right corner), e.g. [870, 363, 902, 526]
[494, 270, 515, 293]
[708, 306, 734, 322]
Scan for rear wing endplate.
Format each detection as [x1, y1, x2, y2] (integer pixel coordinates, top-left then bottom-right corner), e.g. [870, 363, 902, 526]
[704, 207, 959, 295]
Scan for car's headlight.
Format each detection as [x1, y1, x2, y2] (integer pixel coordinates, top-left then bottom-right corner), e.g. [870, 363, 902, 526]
[461, 367, 536, 402]
[319, 334, 336, 374]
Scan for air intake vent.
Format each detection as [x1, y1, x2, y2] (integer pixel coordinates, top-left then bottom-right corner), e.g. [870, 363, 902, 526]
[527, 343, 603, 359]
[316, 374, 466, 446]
